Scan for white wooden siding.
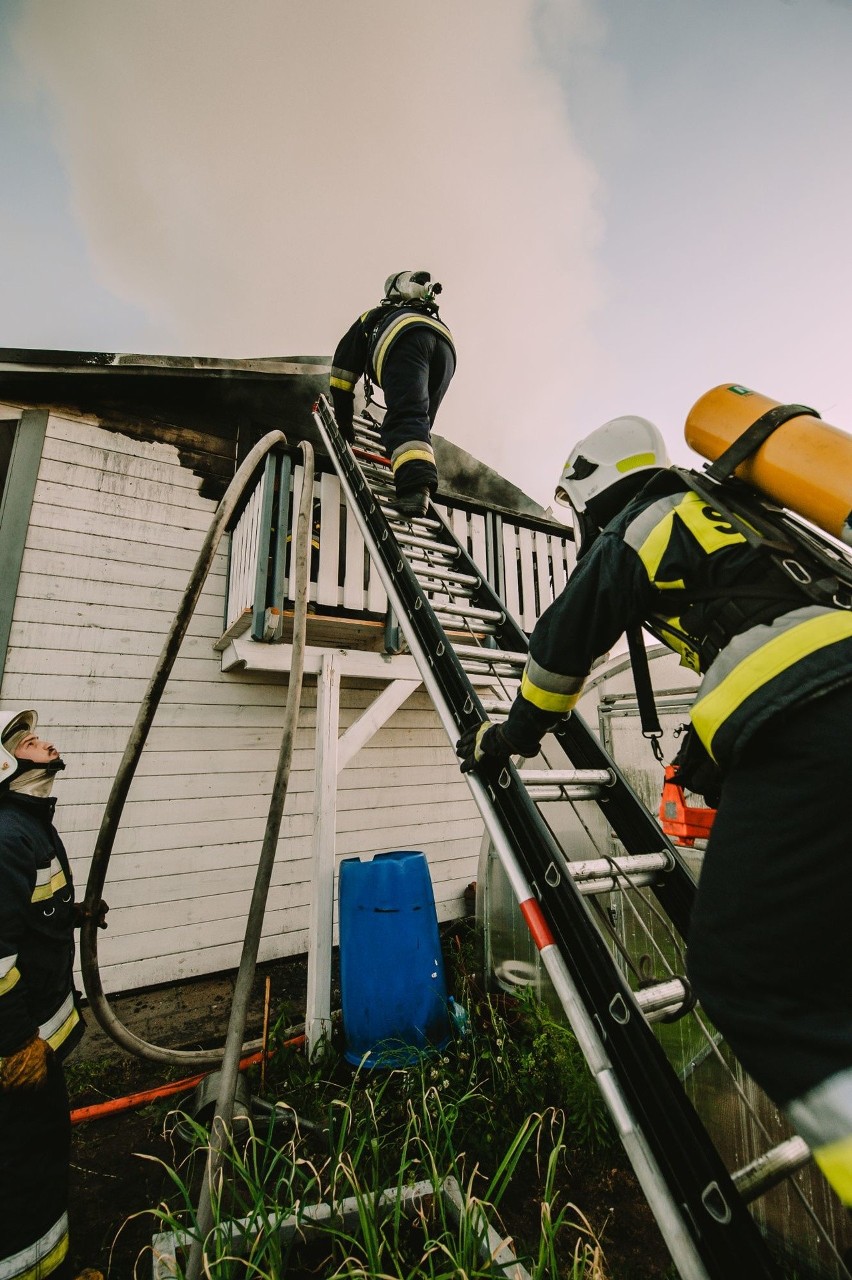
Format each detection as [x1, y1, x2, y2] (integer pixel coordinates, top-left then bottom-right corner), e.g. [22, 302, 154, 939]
[0, 410, 484, 993]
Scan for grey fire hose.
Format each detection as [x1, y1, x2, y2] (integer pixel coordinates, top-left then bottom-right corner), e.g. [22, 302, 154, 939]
[80, 430, 314, 1069]
[186, 438, 314, 1279]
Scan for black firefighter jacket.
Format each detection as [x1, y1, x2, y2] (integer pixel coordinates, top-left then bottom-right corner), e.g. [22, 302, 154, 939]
[0, 791, 82, 1059]
[330, 302, 455, 434]
[504, 470, 852, 769]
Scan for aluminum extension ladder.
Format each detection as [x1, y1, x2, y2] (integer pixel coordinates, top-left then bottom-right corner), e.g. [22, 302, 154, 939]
[312, 394, 813, 1280]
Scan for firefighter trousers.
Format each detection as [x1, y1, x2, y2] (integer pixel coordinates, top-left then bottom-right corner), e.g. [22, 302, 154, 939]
[686, 681, 852, 1203]
[0, 1053, 72, 1278]
[379, 328, 455, 497]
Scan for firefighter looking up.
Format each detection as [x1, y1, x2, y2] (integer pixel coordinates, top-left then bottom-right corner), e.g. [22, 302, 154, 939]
[0, 709, 107, 1280]
[330, 270, 456, 519]
[456, 415, 852, 1208]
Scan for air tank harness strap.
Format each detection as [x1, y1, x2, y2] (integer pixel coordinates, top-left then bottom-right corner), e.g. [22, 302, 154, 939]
[665, 580, 806, 669]
[676, 467, 852, 609]
[627, 627, 665, 763]
[705, 403, 819, 482]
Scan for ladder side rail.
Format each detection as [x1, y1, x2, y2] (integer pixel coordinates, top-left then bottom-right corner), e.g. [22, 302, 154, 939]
[315, 399, 782, 1280]
[478, 770, 784, 1277]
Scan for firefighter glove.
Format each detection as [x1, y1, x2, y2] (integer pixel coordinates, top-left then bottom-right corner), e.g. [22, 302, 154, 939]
[456, 721, 517, 774]
[0, 1035, 52, 1091]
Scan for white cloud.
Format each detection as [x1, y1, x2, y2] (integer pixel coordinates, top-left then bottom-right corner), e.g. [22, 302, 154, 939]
[12, 0, 607, 503]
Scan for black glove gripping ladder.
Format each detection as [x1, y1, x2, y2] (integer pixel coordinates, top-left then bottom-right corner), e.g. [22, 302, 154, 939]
[313, 396, 788, 1280]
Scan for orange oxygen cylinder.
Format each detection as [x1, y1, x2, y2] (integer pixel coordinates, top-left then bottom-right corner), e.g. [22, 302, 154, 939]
[685, 384, 852, 546]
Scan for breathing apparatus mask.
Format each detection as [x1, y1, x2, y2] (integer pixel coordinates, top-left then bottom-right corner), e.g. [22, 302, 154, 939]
[383, 270, 442, 306]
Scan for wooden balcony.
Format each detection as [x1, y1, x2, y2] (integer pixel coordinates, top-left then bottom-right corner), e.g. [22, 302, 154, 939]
[217, 448, 575, 674]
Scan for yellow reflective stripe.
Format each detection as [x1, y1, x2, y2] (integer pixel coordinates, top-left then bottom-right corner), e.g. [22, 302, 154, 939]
[373, 314, 453, 383]
[636, 510, 675, 579]
[0, 1211, 69, 1280]
[813, 1134, 852, 1205]
[674, 490, 747, 553]
[44, 1005, 79, 1052]
[616, 451, 655, 474]
[391, 449, 435, 473]
[329, 374, 355, 392]
[692, 611, 852, 754]
[0, 964, 21, 996]
[521, 670, 581, 714]
[635, 490, 748, 582]
[16, 1233, 69, 1280]
[31, 866, 67, 903]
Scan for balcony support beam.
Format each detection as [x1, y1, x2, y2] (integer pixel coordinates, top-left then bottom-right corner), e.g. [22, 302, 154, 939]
[337, 679, 421, 773]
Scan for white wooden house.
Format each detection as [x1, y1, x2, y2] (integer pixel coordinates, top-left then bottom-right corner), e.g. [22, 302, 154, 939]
[0, 348, 575, 996]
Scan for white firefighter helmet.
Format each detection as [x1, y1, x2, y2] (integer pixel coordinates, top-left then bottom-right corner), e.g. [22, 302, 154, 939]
[0, 708, 37, 782]
[555, 416, 669, 512]
[383, 270, 442, 305]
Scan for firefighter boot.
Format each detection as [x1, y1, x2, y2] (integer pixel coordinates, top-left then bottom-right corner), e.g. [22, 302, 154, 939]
[396, 488, 429, 519]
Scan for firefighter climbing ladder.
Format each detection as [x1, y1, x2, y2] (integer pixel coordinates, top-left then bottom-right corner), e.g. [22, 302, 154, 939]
[313, 394, 847, 1280]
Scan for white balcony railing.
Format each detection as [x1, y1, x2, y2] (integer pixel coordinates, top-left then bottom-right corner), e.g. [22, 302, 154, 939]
[225, 453, 575, 640]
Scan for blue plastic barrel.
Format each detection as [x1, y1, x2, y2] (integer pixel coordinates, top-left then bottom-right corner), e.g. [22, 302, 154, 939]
[339, 850, 450, 1068]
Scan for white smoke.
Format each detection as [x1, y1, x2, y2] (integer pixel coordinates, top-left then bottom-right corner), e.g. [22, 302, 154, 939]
[12, 0, 607, 504]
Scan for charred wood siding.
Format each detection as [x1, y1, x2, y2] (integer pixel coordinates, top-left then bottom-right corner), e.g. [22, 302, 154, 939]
[0, 365, 329, 502]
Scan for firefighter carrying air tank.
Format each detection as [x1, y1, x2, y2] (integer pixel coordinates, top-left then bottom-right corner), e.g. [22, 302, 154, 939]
[330, 270, 456, 519]
[457, 386, 852, 1210]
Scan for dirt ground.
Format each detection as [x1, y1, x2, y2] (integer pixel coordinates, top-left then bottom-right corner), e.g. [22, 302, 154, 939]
[66, 953, 314, 1278]
[65, 949, 672, 1279]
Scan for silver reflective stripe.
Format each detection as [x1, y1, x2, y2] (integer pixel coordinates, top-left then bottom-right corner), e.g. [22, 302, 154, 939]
[524, 655, 585, 697]
[38, 991, 75, 1043]
[31, 859, 66, 903]
[0, 1211, 68, 1280]
[787, 1067, 852, 1148]
[0, 953, 16, 980]
[622, 495, 680, 552]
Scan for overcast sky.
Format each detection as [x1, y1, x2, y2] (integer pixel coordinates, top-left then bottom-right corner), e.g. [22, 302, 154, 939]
[2, 0, 851, 507]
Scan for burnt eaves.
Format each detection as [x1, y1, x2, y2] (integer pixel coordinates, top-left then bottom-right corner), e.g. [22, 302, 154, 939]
[0, 348, 567, 529]
[0, 348, 331, 501]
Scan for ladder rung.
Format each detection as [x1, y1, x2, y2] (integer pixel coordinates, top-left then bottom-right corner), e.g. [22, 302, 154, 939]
[397, 533, 458, 556]
[388, 515, 444, 537]
[453, 643, 525, 663]
[520, 768, 613, 787]
[460, 660, 521, 680]
[413, 566, 480, 589]
[435, 602, 504, 624]
[479, 697, 514, 715]
[731, 1137, 812, 1203]
[527, 785, 605, 802]
[425, 587, 474, 606]
[633, 978, 691, 1023]
[566, 852, 672, 897]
